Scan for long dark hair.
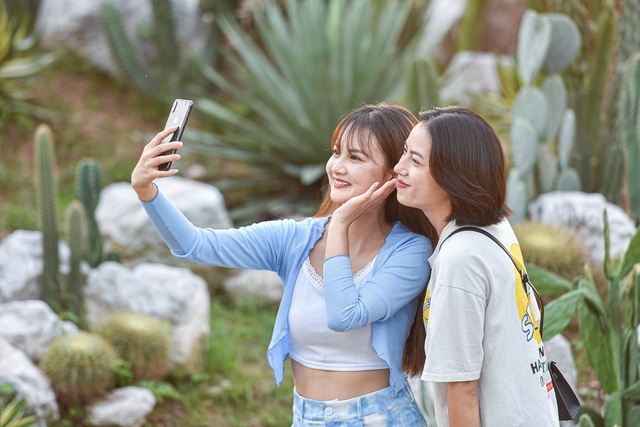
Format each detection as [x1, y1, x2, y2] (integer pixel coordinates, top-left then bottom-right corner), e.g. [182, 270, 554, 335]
[315, 103, 437, 376]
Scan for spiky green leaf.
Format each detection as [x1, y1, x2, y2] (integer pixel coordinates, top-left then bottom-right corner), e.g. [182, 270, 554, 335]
[617, 226, 640, 280]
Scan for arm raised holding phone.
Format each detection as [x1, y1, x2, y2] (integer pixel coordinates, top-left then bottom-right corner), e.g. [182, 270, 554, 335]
[131, 98, 192, 201]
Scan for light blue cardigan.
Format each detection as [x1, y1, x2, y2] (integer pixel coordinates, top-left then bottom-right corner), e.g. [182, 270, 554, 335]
[142, 189, 432, 395]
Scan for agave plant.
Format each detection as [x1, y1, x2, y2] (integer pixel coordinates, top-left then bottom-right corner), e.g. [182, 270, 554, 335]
[0, 385, 37, 427]
[0, 0, 56, 126]
[187, 0, 434, 223]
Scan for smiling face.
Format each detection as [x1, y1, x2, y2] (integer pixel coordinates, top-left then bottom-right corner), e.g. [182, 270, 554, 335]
[394, 123, 450, 230]
[325, 128, 394, 205]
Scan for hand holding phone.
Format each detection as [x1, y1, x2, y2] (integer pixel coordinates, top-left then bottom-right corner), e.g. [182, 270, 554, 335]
[157, 99, 193, 171]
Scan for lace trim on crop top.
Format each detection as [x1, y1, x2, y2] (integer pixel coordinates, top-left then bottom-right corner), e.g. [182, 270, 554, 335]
[303, 256, 376, 291]
[288, 255, 388, 371]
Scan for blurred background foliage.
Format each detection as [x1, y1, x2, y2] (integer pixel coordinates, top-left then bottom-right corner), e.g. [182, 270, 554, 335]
[0, 0, 55, 128]
[1, 0, 640, 425]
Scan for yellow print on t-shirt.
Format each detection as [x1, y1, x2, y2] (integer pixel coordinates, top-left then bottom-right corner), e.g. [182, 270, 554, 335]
[423, 289, 431, 326]
[510, 243, 542, 345]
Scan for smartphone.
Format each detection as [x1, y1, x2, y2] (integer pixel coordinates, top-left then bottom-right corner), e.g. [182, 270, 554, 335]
[157, 99, 193, 171]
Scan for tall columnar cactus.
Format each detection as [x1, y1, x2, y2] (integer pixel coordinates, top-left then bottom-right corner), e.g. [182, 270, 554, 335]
[506, 10, 581, 222]
[34, 124, 62, 311]
[100, 0, 190, 100]
[620, 53, 640, 222]
[75, 159, 103, 267]
[65, 200, 88, 329]
[599, 0, 640, 202]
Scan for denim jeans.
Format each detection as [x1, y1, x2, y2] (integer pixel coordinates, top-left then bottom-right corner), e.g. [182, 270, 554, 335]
[292, 382, 427, 426]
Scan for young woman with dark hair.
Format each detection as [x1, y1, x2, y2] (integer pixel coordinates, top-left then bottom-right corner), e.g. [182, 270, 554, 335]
[394, 106, 559, 427]
[131, 103, 435, 426]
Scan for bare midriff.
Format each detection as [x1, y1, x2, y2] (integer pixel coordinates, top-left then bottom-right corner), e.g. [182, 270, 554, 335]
[291, 359, 390, 400]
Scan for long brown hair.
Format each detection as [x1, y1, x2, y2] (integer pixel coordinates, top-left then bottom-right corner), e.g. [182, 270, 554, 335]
[315, 103, 437, 376]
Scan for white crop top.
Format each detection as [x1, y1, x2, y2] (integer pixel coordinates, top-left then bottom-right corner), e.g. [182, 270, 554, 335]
[288, 256, 388, 371]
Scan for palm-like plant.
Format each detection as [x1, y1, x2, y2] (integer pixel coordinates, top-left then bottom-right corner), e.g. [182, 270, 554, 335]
[188, 0, 432, 222]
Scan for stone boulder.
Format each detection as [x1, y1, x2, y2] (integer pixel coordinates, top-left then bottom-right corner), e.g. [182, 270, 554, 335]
[0, 337, 59, 427]
[528, 191, 637, 264]
[440, 51, 512, 105]
[0, 300, 78, 361]
[0, 230, 70, 303]
[85, 261, 210, 368]
[87, 386, 156, 427]
[36, 0, 205, 78]
[95, 177, 233, 262]
[223, 270, 283, 305]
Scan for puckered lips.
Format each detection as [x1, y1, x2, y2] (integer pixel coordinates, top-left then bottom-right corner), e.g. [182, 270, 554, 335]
[396, 179, 409, 189]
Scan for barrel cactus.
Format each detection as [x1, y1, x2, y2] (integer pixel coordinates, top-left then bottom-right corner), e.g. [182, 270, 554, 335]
[40, 333, 116, 406]
[513, 221, 588, 281]
[100, 312, 171, 382]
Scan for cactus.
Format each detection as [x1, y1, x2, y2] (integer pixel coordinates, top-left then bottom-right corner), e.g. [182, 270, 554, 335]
[64, 200, 87, 329]
[516, 10, 551, 86]
[620, 53, 640, 222]
[100, 4, 157, 97]
[540, 14, 582, 75]
[100, 0, 204, 100]
[75, 159, 104, 267]
[100, 313, 171, 382]
[513, 221, 588, 281]
[40, 333, 117, 406]
[34, 124, 62, 312]
[506, 10, 581, 221]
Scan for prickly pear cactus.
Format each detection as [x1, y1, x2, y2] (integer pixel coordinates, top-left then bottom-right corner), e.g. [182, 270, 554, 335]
[101, 312, 171, 381]
[507, 10, 582, 222]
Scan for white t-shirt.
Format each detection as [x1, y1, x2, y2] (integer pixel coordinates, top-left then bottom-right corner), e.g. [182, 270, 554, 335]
[421, 220, 559, 427]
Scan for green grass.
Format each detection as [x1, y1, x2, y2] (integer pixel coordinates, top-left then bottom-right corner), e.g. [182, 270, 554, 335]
[143, 299, 294, 427]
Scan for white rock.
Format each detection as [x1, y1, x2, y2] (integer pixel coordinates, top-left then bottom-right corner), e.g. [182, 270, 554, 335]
[95, 177, 232, 262]
[0, 300, 78, 361]
[0, 337, 59, 427]
[223, 270, 283, 304]
[85, 261, 210, 367]
[87, 386, 156, 427]
[0, 230, 70, 302]
[36, 0, 205, 77]
[528, 191, 637, 263]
